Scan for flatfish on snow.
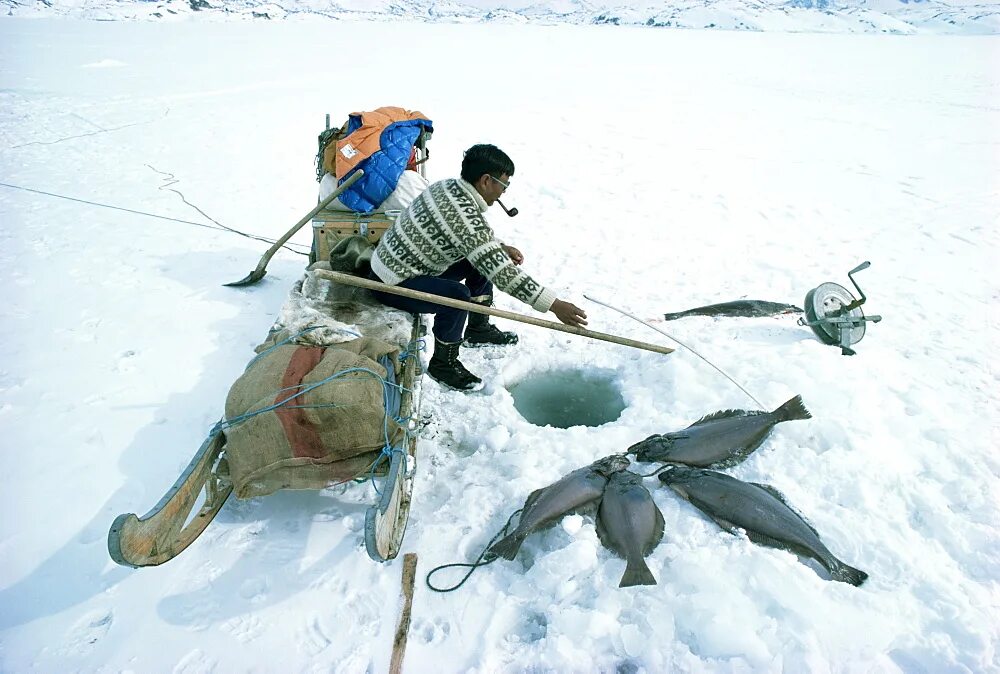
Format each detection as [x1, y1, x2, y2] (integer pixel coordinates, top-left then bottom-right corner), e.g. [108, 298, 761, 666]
[660, 467, 868, 586]
[629, 395, 812, 467]
[597, 471, 665, 587]
[489, 454, 630, 561]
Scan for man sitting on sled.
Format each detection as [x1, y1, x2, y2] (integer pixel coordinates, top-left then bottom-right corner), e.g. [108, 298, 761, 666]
[369, 143, 588, 391]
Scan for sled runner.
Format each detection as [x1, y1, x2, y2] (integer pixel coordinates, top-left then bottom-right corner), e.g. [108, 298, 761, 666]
[108, 111, 431, 567]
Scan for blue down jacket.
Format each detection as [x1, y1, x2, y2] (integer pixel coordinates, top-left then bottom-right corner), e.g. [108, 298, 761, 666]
[338, 115, 434, 213]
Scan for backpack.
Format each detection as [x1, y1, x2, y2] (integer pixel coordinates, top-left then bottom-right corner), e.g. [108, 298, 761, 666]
[316, 107, 433, 213]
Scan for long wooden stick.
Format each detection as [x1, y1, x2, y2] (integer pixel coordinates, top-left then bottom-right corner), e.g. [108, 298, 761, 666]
[313, 269, 674, 355]
[389, 553, 418, 674]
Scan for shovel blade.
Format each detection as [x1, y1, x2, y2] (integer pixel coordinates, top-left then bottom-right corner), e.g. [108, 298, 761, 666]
[224, 269, 267, 287]
[222, 170, 364, 290]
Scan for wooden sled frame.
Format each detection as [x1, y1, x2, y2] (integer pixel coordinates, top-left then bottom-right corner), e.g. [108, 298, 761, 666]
[311, 211, 397, 264]
[108, 429, 231, 567]
[107, 316, 424, 567]
[365, 317, 422, 562]
[109, 112, 430, 568]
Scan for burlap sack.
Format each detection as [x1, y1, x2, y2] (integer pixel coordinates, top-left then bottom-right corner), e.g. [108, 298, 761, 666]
[223, 337, 402, 498]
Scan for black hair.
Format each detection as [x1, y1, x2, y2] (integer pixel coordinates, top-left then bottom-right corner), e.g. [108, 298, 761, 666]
[460, 144, 515, 184]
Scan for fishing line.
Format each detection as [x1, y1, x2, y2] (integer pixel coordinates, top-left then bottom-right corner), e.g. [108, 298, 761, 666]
[0, 181, 311, 256]
[425, 509, 522, 593]
[584, 294, 765, 408]
[638, 464, 675, 479]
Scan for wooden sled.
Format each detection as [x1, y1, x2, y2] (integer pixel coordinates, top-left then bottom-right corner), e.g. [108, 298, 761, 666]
[109, 112, 430, 568]
[107, 316, 422, 567]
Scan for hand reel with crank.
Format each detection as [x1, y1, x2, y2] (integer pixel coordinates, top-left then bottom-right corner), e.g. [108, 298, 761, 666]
[798, 261, 882, 355]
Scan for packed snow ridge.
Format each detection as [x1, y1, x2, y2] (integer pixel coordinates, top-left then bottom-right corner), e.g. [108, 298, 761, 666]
[4, 0, 998, 34]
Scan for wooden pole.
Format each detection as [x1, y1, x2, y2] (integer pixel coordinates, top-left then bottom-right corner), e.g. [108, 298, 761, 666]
[389, 553, 418, 674]
[313, 269, 674, 356]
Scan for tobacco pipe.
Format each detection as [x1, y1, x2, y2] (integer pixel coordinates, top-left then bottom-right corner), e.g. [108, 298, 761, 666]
[497, 199, 518, 217]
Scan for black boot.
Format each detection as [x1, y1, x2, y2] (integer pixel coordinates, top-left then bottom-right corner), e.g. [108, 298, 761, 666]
[427, 339, 481, 391]
[464, 298, 519, 346]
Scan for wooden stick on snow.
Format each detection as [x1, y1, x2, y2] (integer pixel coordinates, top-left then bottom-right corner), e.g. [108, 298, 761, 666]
[389, 553, 418, 674]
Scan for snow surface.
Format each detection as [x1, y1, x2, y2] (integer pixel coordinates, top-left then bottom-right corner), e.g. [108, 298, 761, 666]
[2, 15, 999, 673]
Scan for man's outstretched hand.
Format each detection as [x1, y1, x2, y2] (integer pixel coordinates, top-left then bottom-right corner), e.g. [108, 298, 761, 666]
[551, 299, 588, 328]
[502, 244, 524, 265]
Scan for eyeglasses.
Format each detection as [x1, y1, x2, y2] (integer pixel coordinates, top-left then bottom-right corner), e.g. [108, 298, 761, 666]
[490, 175, 510, 191]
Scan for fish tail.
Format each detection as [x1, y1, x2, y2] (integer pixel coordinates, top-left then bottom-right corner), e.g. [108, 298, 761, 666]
[487, 533, 525, 561]
[619, 558, 657, 587]
[828, 559, 868, 586]
[774, 394, 812, 421]
[662, 311, 687, 321]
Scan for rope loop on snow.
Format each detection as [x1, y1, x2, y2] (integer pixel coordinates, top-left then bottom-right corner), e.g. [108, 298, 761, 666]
[425, 509, 523, 593]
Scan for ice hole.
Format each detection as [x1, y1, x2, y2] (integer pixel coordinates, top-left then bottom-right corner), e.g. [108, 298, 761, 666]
[507, 368, 625, 429]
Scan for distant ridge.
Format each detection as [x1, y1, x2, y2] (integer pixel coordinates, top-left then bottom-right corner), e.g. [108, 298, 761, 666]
[3, 0, 998, 34]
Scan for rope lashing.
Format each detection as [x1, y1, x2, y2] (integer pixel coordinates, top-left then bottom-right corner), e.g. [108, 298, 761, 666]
[214, 364, 406, 494]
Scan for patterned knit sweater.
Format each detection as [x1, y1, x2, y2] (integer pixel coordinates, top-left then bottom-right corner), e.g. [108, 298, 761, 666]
[371, 178, 557, 313]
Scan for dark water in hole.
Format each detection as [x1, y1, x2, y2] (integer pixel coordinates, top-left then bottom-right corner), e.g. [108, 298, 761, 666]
[508, 369, 626, 429]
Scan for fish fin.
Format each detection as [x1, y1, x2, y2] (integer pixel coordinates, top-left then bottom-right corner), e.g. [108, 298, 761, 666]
[749, 482, 821, 536]
[749, 482, 791, 505]
[743, 528, 789, 550]
[773, 394, 812, 422]
[487, 532, 525, 561]
[566, 496, 603, 519]
[662, 481, 690, 501]
[619, 557, 657, 587]
[710, 433, 769, 468]
[595, 510, 619, 558]
[644, 504, 666, 555]
[827, 559, 869, 587]
[687, 409, 763, 427]
[519, 487, 545, 516]
[709, 515, 740, 534]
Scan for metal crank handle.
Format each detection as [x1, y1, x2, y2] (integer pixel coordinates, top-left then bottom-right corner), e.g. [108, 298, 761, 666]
[846, 260, 872, 309]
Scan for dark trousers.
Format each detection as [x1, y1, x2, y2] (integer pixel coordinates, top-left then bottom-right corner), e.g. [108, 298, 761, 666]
[370, 260, 492, 342]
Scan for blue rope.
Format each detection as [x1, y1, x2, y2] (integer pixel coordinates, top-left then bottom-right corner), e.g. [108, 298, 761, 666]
[368, 443, 405, 496]
[245, 326, 322, 371]
[245, 325, 364, 371]
[218, 362, 409, 495]
[397, 338, 426, 363]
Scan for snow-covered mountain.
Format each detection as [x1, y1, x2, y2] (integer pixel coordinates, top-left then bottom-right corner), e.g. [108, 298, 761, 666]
[3, 0, 998, 33]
